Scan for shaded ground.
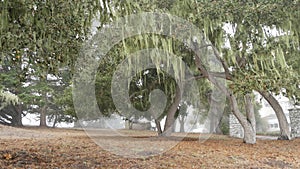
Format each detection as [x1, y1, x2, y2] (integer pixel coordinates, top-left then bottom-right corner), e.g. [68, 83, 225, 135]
[0, 125, 299, 168]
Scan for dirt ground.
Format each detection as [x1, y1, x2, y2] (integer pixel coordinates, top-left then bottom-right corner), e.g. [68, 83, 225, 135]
[0, 125, 300, 168]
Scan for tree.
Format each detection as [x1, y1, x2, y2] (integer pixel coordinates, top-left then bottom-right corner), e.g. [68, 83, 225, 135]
[0, 0, 104, 127]
[0, 55, 27, 126]
[92, 0, 299, 143]
[92, 30, 211, 136]
[176, 102, 189, 133]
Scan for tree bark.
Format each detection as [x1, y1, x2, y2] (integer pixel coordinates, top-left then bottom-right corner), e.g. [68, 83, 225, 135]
[155, 119, 163, 136]
[229, 93, 256, 144]
[259, 91, 291, 140]
[172, 119, 177, 132]
[162, 85, 181, 137]
[52, 114, 58, 128]
[244, 94, 256, 142]
[245, 94, 256, 132]
[179, 117, 185, 132]
[40, 105, 47, 127]
[193, 40, 255, 143]
[13, 104, 23, 127]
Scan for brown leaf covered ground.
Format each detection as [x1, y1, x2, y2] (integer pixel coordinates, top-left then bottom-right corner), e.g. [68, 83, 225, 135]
[0, 126, 300, 168]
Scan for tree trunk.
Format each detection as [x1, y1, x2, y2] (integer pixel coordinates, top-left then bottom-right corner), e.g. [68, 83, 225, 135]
[229, 93, 256, 144]
[74, 120, 81, 128]
[162, 85, 181, 137]
[155, 119, 163, 136]
[52, 114, 58, 128]
[192, 40, 255, 143]
[125, 119, 130, 129]
[179, 117, 185, 132]
[245, 94, 256, 133]
[215, 124, 223, 134]
[244, 94, 256, 143]
[243, 124, 256, 144]
[40, 105, 47, 127]
[172, 119, 177, 132]
[13, 104, 23, 127]
[204, 74, 256, 143]
[259, 91, 291, 140]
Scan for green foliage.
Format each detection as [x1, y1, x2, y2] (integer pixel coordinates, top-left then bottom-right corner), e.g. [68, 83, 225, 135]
[108, 0, 300, 103]
[0, 90, 19, 110]
[0, 0, 103, 72]
[0, 0, 103, 126]
[52, 86, 76, 123]
[1, 0, 299, 126]
[128, 68, 178, 121]
[94, 33, 212, 122]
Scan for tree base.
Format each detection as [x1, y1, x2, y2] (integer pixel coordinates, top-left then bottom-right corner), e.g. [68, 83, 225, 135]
[277, 135, 291, 140]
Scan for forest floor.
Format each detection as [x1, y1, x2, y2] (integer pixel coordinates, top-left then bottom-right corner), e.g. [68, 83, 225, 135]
[0, 125, 300, 168]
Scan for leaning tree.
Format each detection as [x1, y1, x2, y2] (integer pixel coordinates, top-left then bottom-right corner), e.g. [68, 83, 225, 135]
[90, 0, 299, 143]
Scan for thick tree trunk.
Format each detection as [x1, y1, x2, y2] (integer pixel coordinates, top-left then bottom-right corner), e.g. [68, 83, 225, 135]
[215, 124, 223, 134]
[259, 91, 291, 140]
[243, 124, 256, 144]
[229, 93, 256, 144]
[245, 94, 256, 133]
[13, 104, 23, 127]
[244, 94, 256, 142]
[40, 105, 47, 127]
[162, 85, 181, 137]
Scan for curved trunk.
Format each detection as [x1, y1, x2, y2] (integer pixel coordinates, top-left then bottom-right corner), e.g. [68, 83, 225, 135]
[259, 91, 291, 140]
[229, 93, 256, 144]
[192, 40, 255, 143]
[162, 85, 181, 137]
[205, 75, 256, 143]
[245, 94, 256, 133]
[244, 94, 256, 142]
